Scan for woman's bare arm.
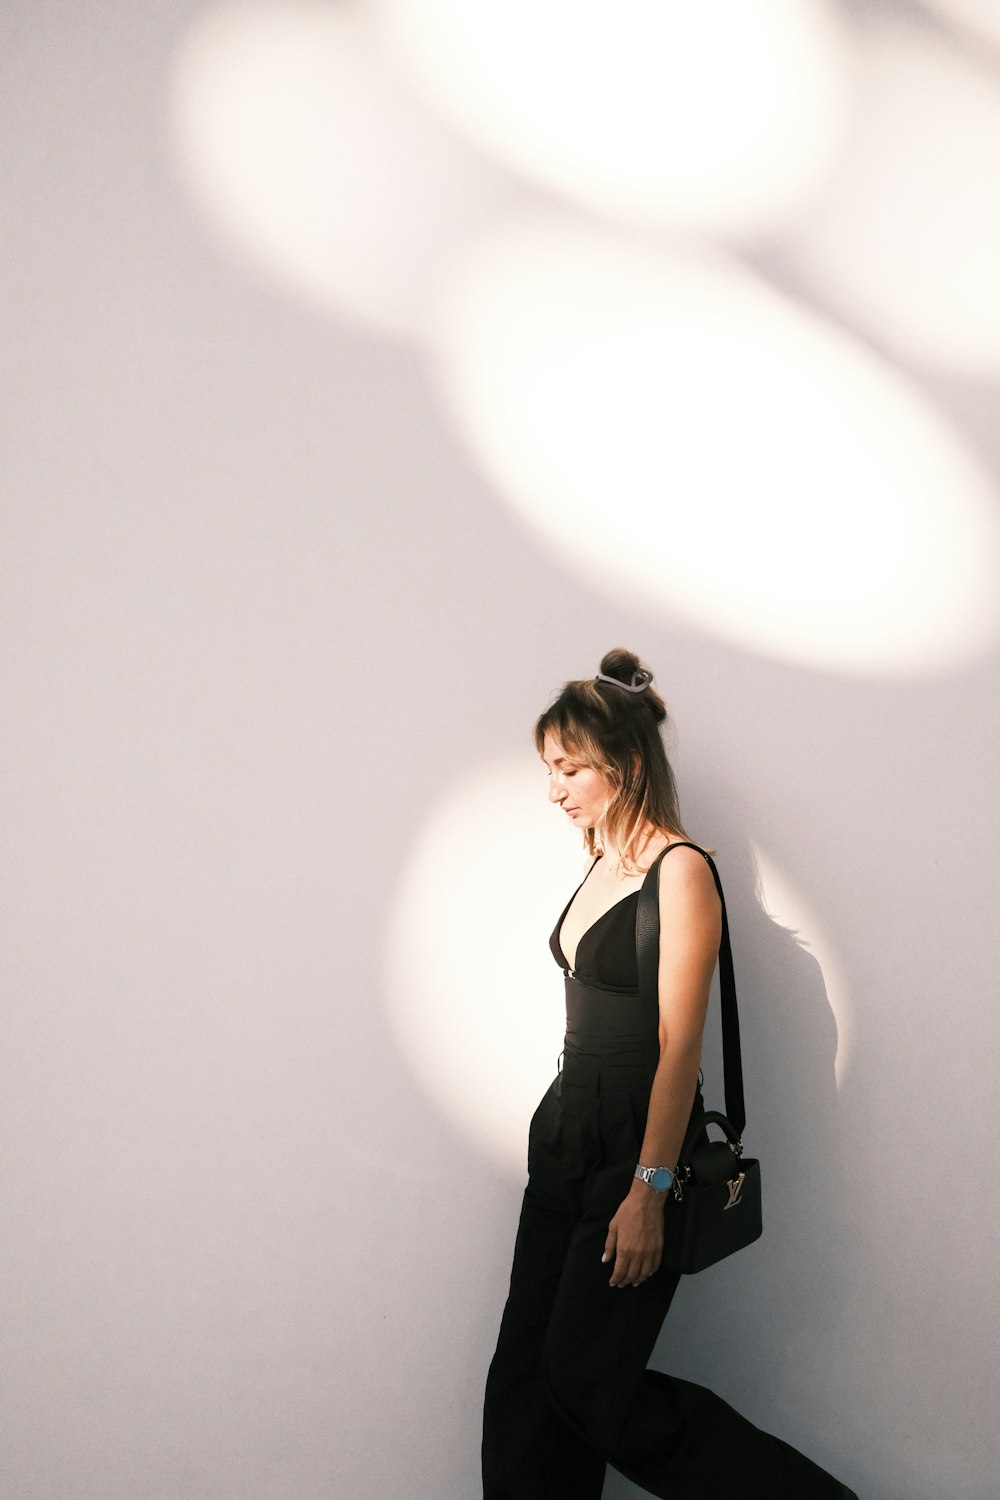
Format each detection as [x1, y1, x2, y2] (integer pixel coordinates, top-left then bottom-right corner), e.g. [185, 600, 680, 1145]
[603, 846, 721, 1287]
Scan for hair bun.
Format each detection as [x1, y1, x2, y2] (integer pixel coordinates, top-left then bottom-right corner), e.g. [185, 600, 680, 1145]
[596, 648, 666, 723]
[598, 648, 642, 682]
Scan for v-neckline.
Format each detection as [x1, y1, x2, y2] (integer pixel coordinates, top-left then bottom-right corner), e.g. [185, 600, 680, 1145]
[556, 854, 643, 972]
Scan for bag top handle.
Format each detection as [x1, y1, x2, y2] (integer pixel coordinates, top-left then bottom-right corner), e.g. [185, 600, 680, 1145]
[636, 842, 746, 1136]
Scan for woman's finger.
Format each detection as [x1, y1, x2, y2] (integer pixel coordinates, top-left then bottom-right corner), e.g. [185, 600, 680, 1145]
[610, 1249, 630, 1287]
[633, 1252, 657, 1286]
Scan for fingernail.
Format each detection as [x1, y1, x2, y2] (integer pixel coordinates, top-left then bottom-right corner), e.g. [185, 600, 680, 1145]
[601, 1254, 607, 1263]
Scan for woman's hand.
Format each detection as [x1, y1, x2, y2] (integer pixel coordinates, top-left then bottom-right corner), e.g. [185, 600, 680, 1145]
[602, 1183, 666, 1287]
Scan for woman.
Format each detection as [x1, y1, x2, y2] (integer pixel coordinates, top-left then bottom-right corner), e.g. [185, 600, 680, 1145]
[481, 649, 857, 1499]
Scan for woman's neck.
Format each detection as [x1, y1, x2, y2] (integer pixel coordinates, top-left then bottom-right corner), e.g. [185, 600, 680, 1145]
[596, 823, 674, 876]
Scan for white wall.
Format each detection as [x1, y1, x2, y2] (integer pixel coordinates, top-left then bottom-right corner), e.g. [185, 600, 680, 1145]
[3, 5, 999, 1499]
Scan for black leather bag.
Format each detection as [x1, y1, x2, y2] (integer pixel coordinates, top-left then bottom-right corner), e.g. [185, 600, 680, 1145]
[636, 844, 763, 1274]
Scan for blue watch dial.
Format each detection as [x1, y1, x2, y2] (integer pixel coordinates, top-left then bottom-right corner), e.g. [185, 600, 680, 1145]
[650, 1166, 674, 1192]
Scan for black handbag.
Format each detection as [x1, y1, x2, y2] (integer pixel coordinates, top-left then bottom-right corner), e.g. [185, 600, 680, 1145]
[636, 843, 763, 1274]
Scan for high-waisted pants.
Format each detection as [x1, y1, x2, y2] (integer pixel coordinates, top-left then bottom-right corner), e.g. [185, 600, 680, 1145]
[481, 984, 851, 1499]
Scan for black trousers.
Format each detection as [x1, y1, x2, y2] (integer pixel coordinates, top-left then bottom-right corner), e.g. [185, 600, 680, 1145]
[482, 1057, 850, 1499]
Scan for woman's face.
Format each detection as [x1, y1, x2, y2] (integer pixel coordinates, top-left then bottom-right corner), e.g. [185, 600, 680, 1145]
[541, 730, 612, 830]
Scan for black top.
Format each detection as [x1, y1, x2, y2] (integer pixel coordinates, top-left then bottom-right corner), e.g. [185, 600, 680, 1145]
[549, 854, 640, 991]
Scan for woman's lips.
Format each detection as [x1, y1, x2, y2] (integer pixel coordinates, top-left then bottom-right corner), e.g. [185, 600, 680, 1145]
[564, 806, 579, 815]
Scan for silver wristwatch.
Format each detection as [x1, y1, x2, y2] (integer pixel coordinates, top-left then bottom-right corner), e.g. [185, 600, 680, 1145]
[634, 1163, 675, 1193]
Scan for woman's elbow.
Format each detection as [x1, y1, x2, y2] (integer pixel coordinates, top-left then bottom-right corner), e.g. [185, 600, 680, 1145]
[656, 1026, 704, 1068]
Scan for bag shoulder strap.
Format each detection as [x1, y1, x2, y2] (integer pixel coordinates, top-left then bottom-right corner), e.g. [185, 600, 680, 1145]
[636, 842, 746, 1135]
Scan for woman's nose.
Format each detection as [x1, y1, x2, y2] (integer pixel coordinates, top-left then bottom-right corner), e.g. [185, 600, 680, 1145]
[548, 778, 564, 804]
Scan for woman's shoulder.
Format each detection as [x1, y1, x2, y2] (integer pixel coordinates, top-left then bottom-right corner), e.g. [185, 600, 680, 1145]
[656, 841, 721, 950]
[656, 839, 719, 900]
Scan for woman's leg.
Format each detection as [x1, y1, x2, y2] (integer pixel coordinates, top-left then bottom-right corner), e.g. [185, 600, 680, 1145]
[543, 1213, 855, 1498]
[482, 1183, 607, 1500]
[537, 1085, 855, 1499]
[482, 1082, 607, 1500]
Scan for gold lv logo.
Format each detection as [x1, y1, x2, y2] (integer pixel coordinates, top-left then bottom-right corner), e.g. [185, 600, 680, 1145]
[724, 1173, 745, 1210]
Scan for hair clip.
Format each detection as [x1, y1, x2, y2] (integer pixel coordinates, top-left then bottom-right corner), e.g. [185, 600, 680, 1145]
[595, 669, 652, 693]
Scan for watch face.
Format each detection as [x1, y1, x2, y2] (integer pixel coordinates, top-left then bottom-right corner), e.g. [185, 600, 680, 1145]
[650, 1167, 674, 1192]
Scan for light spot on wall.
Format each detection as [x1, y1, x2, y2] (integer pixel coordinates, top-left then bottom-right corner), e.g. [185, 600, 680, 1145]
[373, 0, 850, 240]
[923, 0, 1000, 52]
[169, 2, 512, 337]
[751, 844, 854, 1087]
[432, 212, 1000, 676]
[784, 16, 1000, 374]
[384, 759, 583, 1172]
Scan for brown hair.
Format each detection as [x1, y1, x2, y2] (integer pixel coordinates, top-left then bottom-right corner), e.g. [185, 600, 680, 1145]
[534, 647, 690, 872]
